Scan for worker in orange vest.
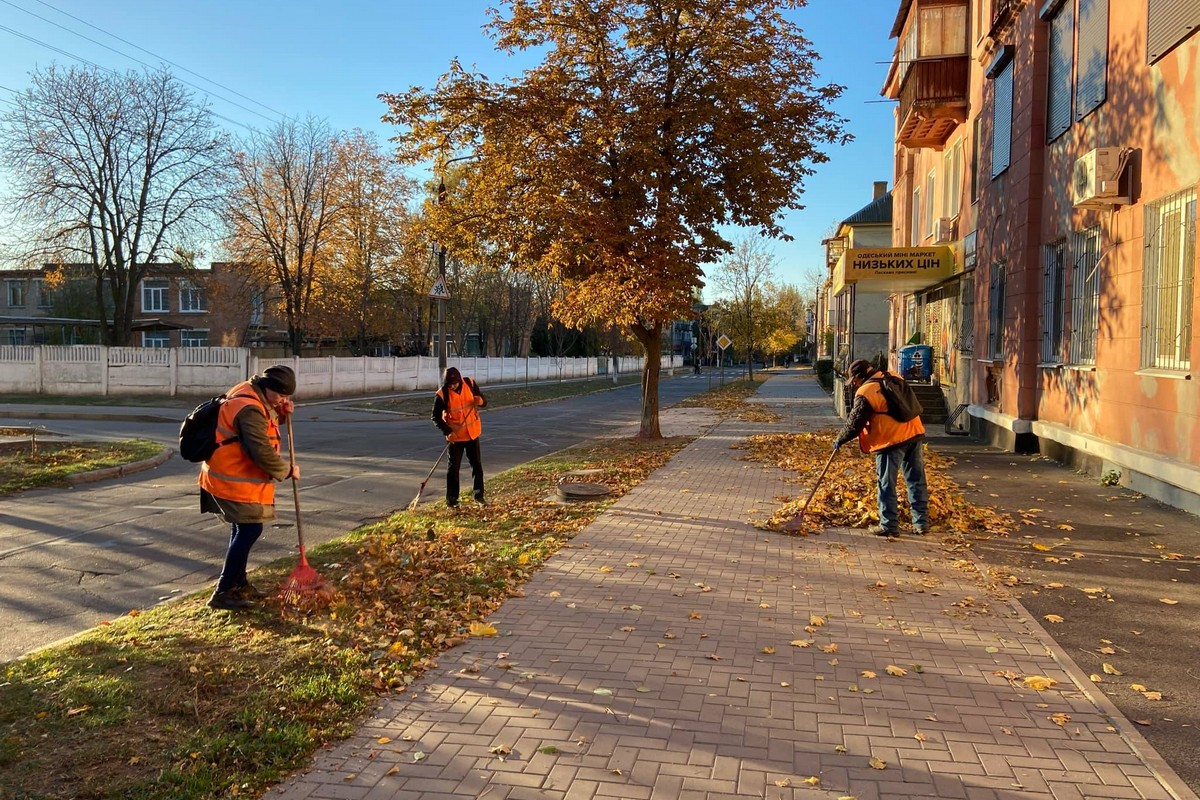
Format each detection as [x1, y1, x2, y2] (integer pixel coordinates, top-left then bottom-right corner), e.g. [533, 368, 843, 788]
[199, 365, 299, 609]
[431, 366, 487, 508]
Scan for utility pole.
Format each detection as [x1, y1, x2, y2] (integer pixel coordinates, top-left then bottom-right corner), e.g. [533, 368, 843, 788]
[437, 178, 448, 373]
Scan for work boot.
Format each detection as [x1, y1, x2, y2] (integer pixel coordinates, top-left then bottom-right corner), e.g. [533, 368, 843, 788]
[207, 590, 252, 610]
[231, 582, 267, 600]
[867, 524, 900, 538]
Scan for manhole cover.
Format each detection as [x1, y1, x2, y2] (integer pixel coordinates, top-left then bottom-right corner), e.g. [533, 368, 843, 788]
[557, 481, 611, 501]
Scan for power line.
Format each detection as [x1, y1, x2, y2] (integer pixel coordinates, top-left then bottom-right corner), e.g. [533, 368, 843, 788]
[0, 1, 282, 126]
[0, 22, 261, 133]
[26, 0, 289, 120]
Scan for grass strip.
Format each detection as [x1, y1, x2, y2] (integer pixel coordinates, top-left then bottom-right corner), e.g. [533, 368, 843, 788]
[0, 434, 691, 800]
[0, 439, 163, 496]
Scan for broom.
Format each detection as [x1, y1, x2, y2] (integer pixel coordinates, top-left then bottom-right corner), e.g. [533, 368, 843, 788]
[408, 443, 450, 511]
[782, 445, 839, 533]
[279, 414, 330, 601]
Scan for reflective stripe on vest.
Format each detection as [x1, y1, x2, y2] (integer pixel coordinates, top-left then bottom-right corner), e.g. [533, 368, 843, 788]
[439, 381, 481, 443]
[198, 381, 280, 504]
[855, 379, 926, 453]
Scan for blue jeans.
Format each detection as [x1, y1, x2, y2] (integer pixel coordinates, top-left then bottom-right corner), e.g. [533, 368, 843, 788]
[874, 437, 929, 531]
[216, 521, 263, 593]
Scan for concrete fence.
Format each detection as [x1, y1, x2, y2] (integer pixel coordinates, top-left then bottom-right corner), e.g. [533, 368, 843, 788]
[0, 345, 679, 398]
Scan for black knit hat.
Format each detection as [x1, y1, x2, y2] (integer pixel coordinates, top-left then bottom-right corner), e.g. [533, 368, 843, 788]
[848, 359, 876, 381]
[259, 365, 296, 395]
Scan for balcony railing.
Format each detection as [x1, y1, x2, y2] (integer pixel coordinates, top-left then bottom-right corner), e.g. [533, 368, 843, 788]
[990, 0, 1017, 37]
[896, 56, 970, 150]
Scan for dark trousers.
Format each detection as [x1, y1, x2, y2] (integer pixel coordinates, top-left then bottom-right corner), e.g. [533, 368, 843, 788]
[446, 437, 484, 505]
[216, 521, 263, 594]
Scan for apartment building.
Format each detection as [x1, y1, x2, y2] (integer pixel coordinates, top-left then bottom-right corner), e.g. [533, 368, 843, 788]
[0, 262, 275, 348]
[878, 0, 1200, 513]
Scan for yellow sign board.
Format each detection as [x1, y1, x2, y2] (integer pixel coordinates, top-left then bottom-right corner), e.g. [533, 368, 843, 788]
[834, 246, 955, 294]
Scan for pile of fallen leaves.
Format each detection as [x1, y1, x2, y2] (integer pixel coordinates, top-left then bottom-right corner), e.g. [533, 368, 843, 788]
[740, 431, 1013, 537]
[674, 377, 779, 422]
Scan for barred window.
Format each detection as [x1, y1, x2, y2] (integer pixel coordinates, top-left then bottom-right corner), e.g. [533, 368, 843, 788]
[1070, 226, 1102, 364]
[1141, 188, 1196, 371]
[1041, 239, 1067, 363]
[989, 260, 1007, 359]
[961, 231, 977, 354]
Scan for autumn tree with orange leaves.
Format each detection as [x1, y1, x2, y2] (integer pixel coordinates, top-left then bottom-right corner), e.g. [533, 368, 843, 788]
[382, 0, 846, 437]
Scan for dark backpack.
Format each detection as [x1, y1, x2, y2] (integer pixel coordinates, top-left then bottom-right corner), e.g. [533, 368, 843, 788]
[179, 395, 229, 463]
[871, 373, 923, 422]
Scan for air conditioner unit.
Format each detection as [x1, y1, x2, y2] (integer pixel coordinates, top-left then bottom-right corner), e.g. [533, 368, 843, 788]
[1072, 147, 1130, 207]
[934, 217, 957, 244]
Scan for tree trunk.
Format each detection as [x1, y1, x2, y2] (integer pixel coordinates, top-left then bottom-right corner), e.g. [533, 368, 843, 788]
[631, 324, 662, 440]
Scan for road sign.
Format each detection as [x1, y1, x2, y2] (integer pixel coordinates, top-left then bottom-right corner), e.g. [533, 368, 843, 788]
[429, 277, 451, 299]
[716, 334, 732, 350]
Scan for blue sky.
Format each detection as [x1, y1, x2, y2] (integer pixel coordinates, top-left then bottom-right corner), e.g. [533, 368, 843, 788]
[0, 0, 900, 292]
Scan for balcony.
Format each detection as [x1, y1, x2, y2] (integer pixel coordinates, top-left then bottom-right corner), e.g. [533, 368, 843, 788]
[896, 56, 970, 150]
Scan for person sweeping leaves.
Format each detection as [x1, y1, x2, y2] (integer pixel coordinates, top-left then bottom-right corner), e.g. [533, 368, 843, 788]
[431, 366, 487, 508]
[198, 365, 299, 609]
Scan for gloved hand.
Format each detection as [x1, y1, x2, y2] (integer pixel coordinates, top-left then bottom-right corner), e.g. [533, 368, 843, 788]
[832, 439, 842, 453]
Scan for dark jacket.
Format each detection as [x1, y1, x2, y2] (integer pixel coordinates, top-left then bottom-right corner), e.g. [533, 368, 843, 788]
[834, 371, 925, 453]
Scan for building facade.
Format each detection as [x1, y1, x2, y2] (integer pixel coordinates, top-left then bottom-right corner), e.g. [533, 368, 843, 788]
[0, 262, 278, 349]
[877, 0, 1200, 513]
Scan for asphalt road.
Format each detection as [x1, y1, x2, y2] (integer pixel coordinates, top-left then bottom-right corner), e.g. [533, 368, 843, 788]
[0, 372, 712, 662]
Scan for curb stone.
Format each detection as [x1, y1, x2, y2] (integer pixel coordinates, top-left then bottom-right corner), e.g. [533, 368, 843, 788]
[63, 448, 174, 487]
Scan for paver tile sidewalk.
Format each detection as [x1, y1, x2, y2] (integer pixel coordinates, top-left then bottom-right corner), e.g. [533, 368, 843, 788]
[273, 373, 1196, 800]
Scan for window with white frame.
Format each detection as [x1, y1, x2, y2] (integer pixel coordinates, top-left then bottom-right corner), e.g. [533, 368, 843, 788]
[6, 280, 24, 308]
[180, 329, 209, 347]
[34, 279, 51, 308]
[911, 186, 922, 246]
[924, 170, 937, 239]
[1044, 0, 1074, 141]
[179, 281, 206, 313]
[1070, 225, 1102, 364]
[989, 260, 1006, 359]
[142, 279, 169, 313]
[1041, 239, 1067, 363]
[988, 47, 1014, 178]
[943, 141, 964, 220]
[141, 331, 170, 348]
[1141, 188, 1196, 371]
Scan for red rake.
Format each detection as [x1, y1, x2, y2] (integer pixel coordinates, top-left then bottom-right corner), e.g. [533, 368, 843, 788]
[279, 415, 331, 602]
[407, 443, 450, 512]
[782, 445, 839, 533]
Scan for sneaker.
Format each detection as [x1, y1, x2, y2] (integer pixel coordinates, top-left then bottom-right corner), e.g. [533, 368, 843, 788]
[232, 582, 268, 600]
[207, 590, 253, 610]
[446, 500, 458, 509]
[867, 524, 900, 538]
[912, 525, 928, 536]
[474, 496, 487, 507]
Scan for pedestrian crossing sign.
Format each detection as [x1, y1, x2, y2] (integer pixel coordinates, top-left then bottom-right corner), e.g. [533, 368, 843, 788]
[429, 278, 451, 299]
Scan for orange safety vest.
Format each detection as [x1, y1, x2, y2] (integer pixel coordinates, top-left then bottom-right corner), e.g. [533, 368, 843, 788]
[198, 381, 280, 504]
[439, 380, 482, 443]
[854, 377, 926, 454]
